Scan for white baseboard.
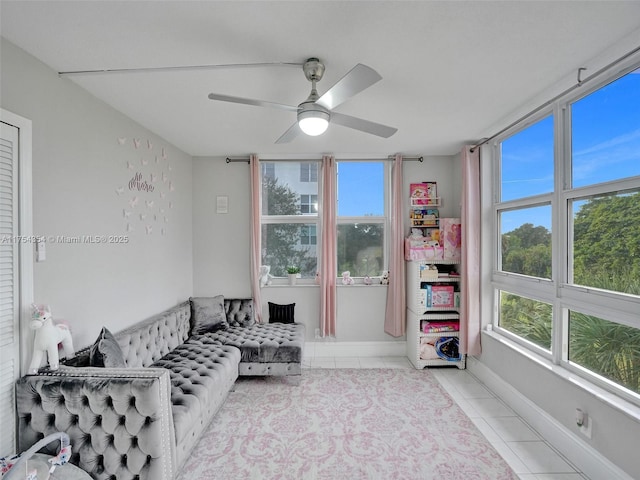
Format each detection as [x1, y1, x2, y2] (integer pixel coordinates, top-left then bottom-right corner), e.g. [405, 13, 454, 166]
[467, 356, 633, 480]
[304, 341, 406, 358]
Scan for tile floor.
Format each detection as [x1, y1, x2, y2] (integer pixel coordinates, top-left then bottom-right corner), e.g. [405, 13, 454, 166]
[302, 355, 589, 480]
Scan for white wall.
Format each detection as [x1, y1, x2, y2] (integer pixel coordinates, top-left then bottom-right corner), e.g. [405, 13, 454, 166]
[1, 38, 193, 361]
[192, 154, 461, 343]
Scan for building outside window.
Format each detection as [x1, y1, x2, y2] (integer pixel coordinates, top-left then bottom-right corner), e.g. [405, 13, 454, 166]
[300, 162, 318, 182]
[260, 161, 318, 278]
[491, 63, 640, 402]
[300, 194, 318, 215]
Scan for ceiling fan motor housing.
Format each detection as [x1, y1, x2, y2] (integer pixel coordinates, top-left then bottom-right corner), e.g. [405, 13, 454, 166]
[303, 57, 325, 82]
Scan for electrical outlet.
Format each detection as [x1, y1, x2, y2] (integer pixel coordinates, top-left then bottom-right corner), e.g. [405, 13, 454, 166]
[577, 410, 592, 439]
[314, 328, 320, 339]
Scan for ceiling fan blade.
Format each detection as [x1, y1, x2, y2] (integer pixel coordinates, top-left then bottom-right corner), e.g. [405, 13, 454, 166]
[275, 122, 301, 144]
[330, 112, 397, 138]
[316, 64, 382, 110]
[60, 61, 303, 77]
[208, 93, 298, 112]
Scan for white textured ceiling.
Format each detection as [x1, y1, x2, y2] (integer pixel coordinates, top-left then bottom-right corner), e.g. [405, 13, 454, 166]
[2, 1, 640, 157]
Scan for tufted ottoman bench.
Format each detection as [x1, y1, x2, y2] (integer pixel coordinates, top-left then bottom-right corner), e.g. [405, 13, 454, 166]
[189, 297, 305, 380]
[202, 322, 305, 377]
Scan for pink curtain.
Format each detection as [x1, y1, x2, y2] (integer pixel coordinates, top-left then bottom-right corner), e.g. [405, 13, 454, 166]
[384, 154, 406, 337]
[249, 154, 263, 323]
[460, 146, 481, 355]
[319, 155, 337, 337]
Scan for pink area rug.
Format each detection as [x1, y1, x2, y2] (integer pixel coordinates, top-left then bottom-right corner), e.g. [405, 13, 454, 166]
[177, 368, 517, 480]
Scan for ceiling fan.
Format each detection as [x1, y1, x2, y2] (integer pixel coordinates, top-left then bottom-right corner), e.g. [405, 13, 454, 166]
[207, 58, 398, 143]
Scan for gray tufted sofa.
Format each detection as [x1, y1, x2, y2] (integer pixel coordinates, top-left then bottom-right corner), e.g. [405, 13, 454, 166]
[15, 298, 305, 480]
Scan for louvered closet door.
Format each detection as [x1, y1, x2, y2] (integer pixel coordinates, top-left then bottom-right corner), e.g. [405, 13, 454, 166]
[0, 122, 19, 456]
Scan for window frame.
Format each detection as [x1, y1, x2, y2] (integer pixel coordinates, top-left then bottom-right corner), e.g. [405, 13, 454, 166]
[489, 58, 640, 404]
[258, 158, 391, 285]
[260, 160, 320, 284]
[336, 159, 391, 282]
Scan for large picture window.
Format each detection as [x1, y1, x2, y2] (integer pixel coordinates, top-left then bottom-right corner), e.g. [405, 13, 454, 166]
[491, 63, 640, 401]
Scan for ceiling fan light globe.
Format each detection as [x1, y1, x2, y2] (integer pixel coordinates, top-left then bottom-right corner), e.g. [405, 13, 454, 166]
[298, 110, 330, 136]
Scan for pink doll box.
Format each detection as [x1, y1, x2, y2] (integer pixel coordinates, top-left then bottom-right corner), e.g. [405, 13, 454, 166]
[440, 218, 462, 261]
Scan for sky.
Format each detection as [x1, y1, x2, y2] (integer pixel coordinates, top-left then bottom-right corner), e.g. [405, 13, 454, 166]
[336, 162, 384, 217]
[500, 67, 640, 233]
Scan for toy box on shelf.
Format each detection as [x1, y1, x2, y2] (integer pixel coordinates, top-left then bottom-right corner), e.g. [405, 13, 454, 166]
[404, 217, 461, 262]
[440, 217, 462, 261]
[409, 182, 439, 206]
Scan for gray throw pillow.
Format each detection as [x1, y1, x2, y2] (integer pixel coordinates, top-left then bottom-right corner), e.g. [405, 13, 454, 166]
[268, 302, 295, 324]
[89, 327, 126, 368]
[190, 295, 228, 334]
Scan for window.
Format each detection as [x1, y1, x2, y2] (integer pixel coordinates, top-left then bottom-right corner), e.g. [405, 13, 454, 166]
[300, 225, 317, 246]
[300, 194, 318, 214]
[571, 69, 640, 187]
[500, 115, 554, 202]
[262, 162, 275, 180]
[570, 190, 640, 294]
[499, 206, 552, 279]
[499, 291, 552, 351]
[259, 160, 388, 281]
[260, 161, 319, 278]
[336, 161, 387, 277]
[491, 63, 640, 401]
[300, 162, 317, 182]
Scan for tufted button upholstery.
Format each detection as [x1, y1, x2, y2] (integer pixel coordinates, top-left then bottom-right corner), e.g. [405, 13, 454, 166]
[18, 298, 305, 480]
[115, 302, 192, 368]
[202, 323, 304, 363]
[16, 368, 175, 480]
[150, 339, 240, 445]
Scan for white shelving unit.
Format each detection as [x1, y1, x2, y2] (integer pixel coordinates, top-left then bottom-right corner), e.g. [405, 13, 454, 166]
[406, 260, 466, 369]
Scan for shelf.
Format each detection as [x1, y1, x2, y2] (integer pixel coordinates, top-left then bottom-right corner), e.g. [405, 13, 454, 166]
[419, 312, 460, 320]
[406, 309, 466, 370]
[419, 275, 461, 282]
[410, 356, 467, 369]
[419, 330, 460, 339]
[410, 197, 441, 207]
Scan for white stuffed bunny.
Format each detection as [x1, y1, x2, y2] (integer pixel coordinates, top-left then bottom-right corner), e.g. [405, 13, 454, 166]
[28, 304, 74, 374]
[341, 271, 354, 285]
[258, 265, 274, 287]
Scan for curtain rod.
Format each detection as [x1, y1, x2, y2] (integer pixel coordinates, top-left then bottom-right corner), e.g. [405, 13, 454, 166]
[469, 44, 640, 153]
[226, 155, 423, 163]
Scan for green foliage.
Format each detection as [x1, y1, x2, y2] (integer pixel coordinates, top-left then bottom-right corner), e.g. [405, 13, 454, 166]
[337, 223, 384, 277]
[573, 192, 640, 292]
[261, 177, 316, 277]
[570, 312, 640, 393]
[500, 293, 552, 350]
[500, 193, 640, 393]
[263, 177, 299, 215]
[501, 223, 551, 278]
